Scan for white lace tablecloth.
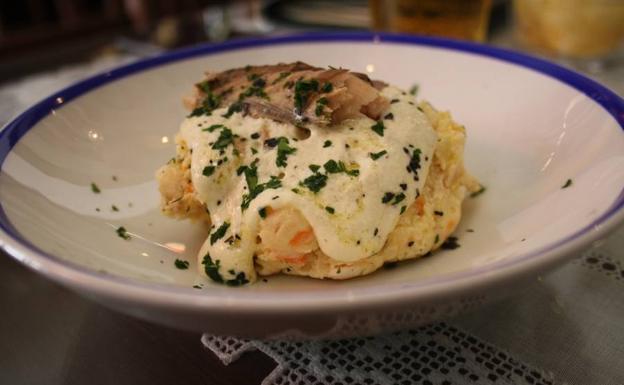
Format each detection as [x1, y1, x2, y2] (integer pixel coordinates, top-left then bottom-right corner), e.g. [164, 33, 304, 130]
[1, 53, 623, 385]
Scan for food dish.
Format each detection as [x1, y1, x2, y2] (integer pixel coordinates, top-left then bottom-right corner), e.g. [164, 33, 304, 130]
[0, 33, 622, 337]
[157, 62, 479, 284]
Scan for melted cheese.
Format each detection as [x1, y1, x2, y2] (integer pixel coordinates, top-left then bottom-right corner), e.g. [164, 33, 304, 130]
[180, 87, 437, 283]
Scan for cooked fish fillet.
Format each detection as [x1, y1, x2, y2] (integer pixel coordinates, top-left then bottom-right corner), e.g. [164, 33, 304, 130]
[185, 62, 389, 127]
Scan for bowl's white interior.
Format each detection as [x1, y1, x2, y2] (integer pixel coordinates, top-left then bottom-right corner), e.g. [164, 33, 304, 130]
[1, 41, 623, 293]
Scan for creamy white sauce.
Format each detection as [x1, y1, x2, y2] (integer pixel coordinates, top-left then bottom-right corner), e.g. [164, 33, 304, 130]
[180, 86, 437, 283]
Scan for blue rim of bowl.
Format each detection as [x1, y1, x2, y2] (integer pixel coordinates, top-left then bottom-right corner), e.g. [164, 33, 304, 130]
[0, 32, 623, 306]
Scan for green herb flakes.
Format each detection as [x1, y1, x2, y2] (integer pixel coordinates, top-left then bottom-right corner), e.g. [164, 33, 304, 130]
[470, 185, 486, 198]
[562, 179, 573, 189]
[325, 206, 335, 214]
[308, 164, 321, 173]
[211, 127, 235, 150]
[91, 183, 101, 193]
[409, 84, 419, 96]
[116, 226, 130, 240]
[174, 259, 190, 270]
[392, 193, 406, 205]
[241, 168, 282, 210]
[441, 236, 460, 250]
[203, 166, 216, 177]
[275, 137, 296, 167]
[222, 100, 244, 118]
[203, 124, 225, 132]
[371, 120, 385, 136]
[111, 205, 119, 212]
[210, 222, 230, 245]
[315, 97, 329, 116]
[370, 150, 387, 160]
[323, 140, 332, 148]
[321, 82, 333, 93]
[201, 254, 249, 286]
[258, 207, 267, 219]
[294, 79, 319, 114]
[323, 160, 359, 177]
[407, 148, 422, 175]
[382, 192, 395, 204]
[301, 173, 328, 193]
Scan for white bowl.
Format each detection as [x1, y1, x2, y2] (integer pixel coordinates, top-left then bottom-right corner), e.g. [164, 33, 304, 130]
[1, 33, 623, 338]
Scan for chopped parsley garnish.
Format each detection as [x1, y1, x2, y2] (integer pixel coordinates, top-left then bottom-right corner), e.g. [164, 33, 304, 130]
[441, 236, 460, 250]
[189, 85, 221, 117]
[382, 192, 395, 204]
[240, 164, 282, 210]
[203, 124, 225, 132]
[562, 179, 573, 189]
[323, 159, 359, 176]
[390, 98, 400, 104]
[315, 97, 328, 117]
[409, 84, 419, 96]
[321, 82, 333, 93]
[399, 183, 407, 191]
[202, 253, 222, 283]
[239, 77, 268, 100]
[323, 140, 332, 148]
[210, 222, 230, 245]
[371, 120, 385, 136]
[264, 137, 278, 148]
[201, 253, 249, 286]
[470, 185, 486, 198]
[384, 112, 394, 120]
[91, 183, 101, 193]
[222, 100, 245, 118]
[370, 150, 387, 160]
[308, 164, 321, 173]
[211, 127, 235, 150]
[294, 79, 319, 115]
[434, 234, 440, 244]
[203, 166, 216, 177]
[258, 207, 267, 219]
[325, 206, 335, 214]
[392, 193, 405, 205]
[275, 137, 296, 167]
[301, 172, 328, 193]
[250, 132, 260, 139]
[116, 226, 130, 240]
[400, 206, 407, 214]
[111, 205, 119, 212]
[251, 147, 258, 154]
[174, 259, 190, 270]
[193, 285, 202, 289]
[407, 148, 422, 174]
[272, 71, 291, 85]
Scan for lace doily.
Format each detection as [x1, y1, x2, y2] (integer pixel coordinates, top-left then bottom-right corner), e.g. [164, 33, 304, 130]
[203, 226, 624, 385]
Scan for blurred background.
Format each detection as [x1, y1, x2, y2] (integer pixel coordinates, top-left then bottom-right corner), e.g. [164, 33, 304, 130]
[0, 0, 622, 89]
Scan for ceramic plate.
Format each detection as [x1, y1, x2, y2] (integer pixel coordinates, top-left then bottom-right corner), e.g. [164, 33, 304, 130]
[1, 33, 623, 338]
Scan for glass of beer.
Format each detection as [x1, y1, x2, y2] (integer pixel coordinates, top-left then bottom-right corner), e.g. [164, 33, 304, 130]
[369, 0, 493, 42]
[514, 0, 624, 60]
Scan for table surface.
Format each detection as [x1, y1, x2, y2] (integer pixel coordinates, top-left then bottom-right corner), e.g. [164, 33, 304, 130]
[1, 7, 623, 385]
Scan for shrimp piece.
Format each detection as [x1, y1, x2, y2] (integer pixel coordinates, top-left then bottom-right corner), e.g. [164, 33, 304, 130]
[258, 207, 318, 263]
